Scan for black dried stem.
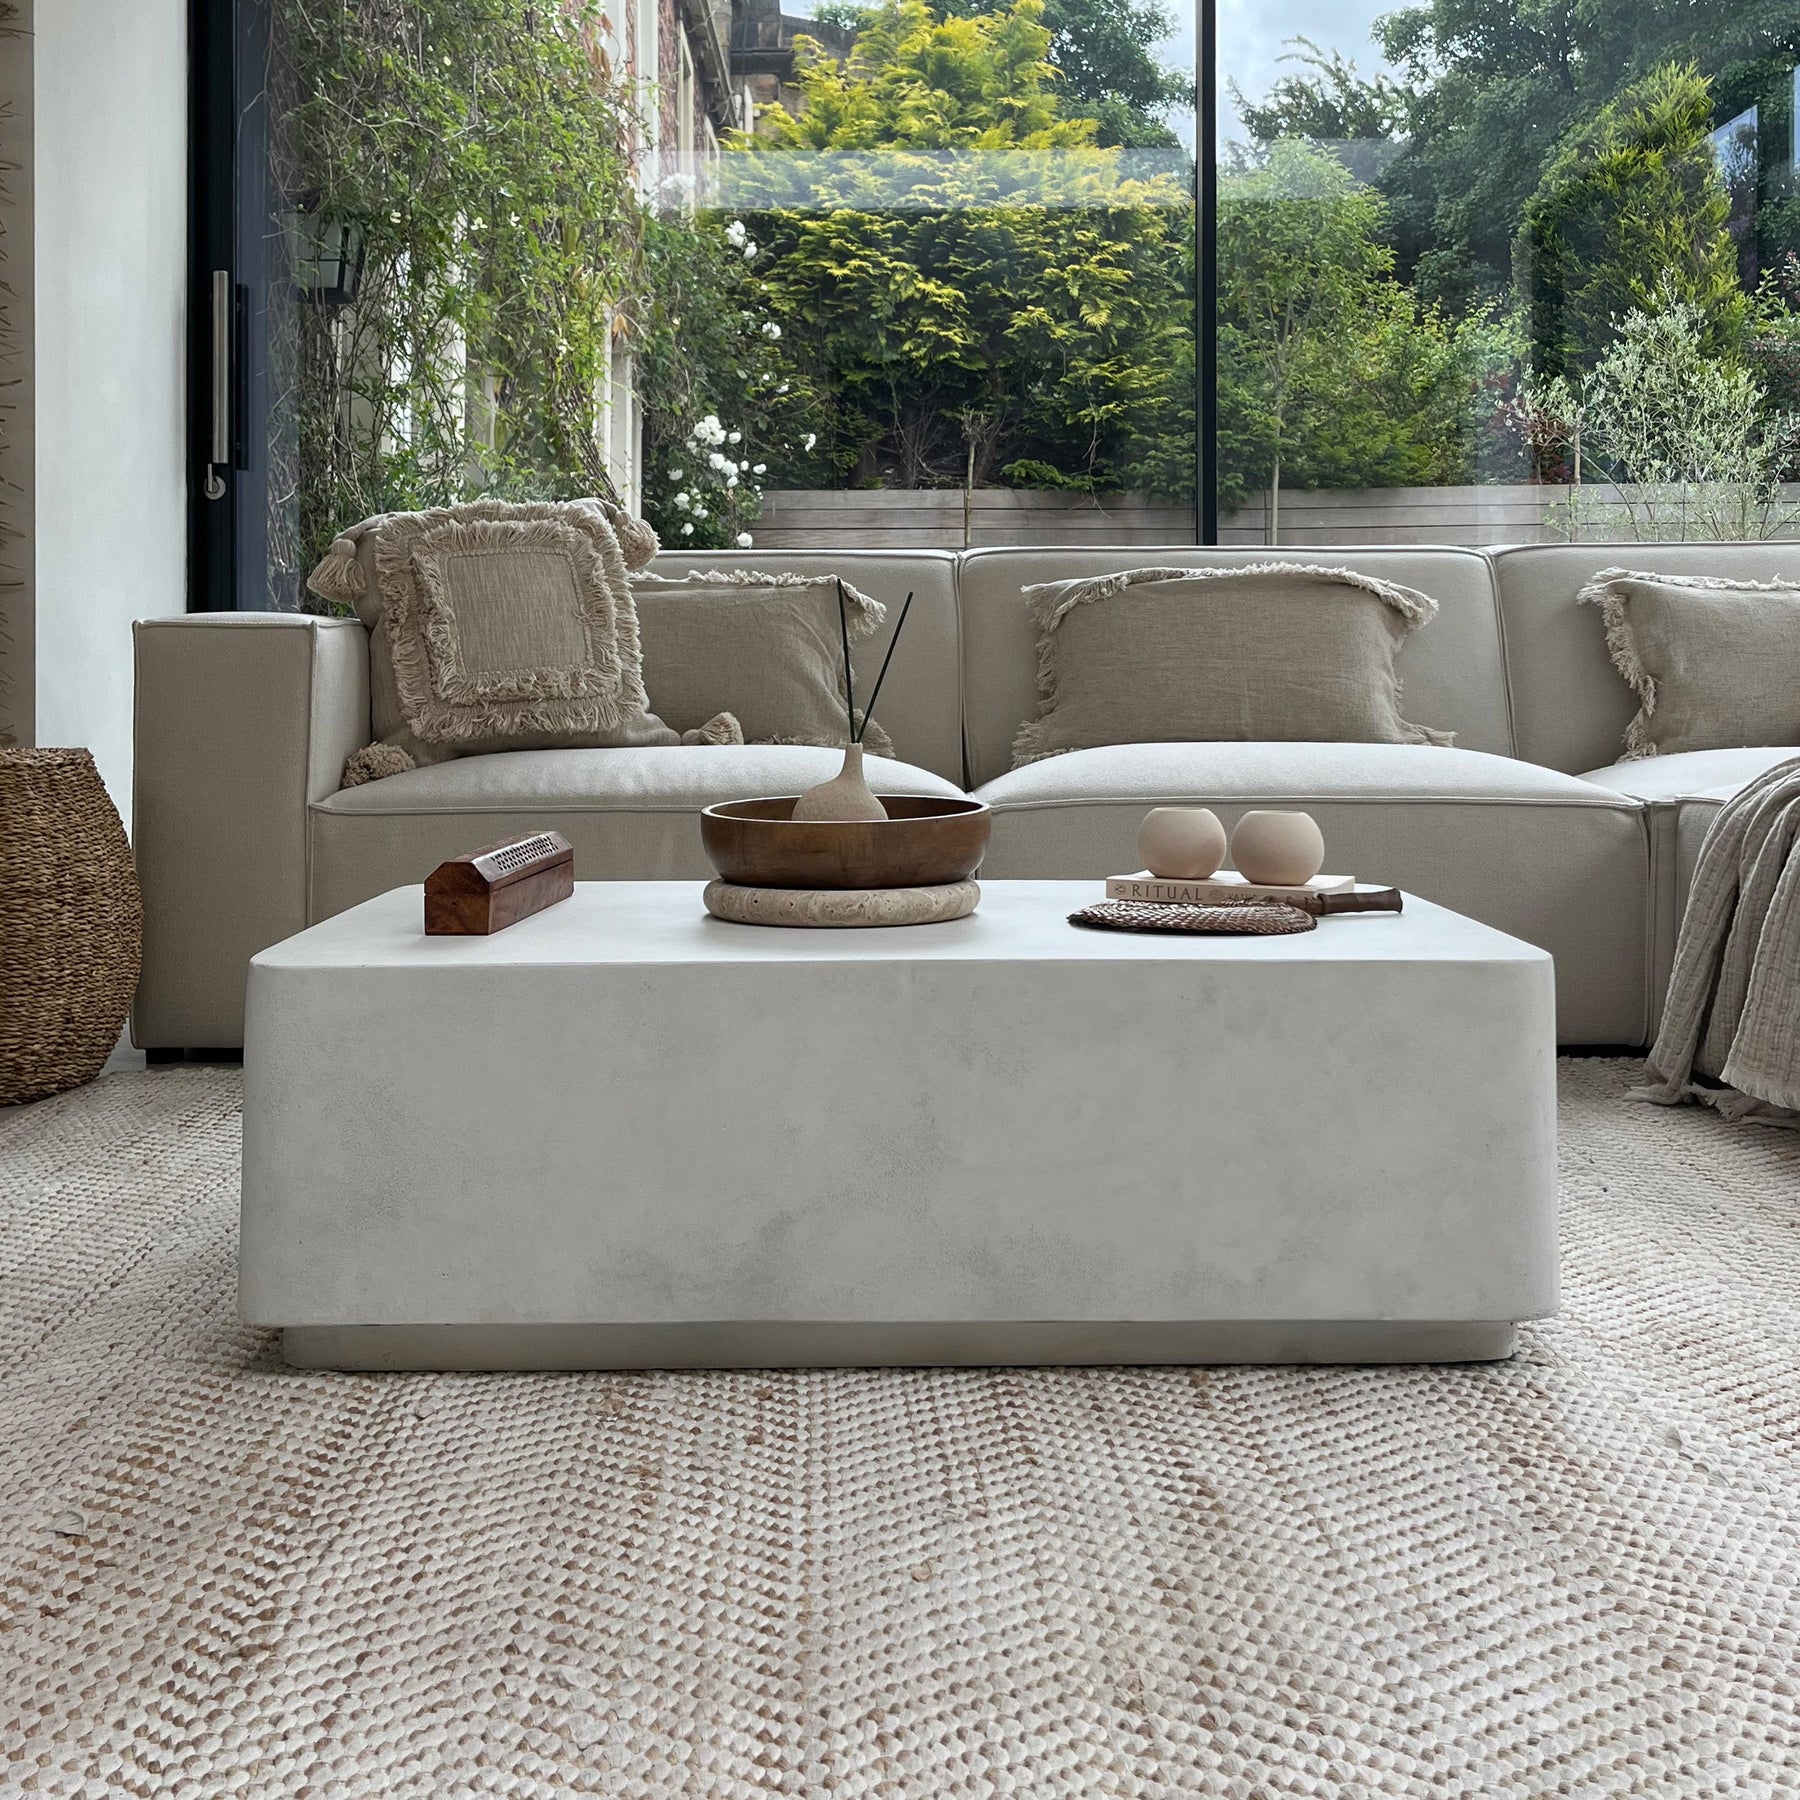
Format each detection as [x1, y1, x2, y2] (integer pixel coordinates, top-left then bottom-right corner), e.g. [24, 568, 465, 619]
[836, 576, 857, 741]
[856, 590, 914, 743]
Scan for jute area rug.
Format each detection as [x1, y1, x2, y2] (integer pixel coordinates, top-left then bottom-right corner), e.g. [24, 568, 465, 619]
[2, 1062, 1796, 1798]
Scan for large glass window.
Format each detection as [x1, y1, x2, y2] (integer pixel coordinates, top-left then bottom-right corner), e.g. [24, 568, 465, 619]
[220, 0, 1800, 608]
[242, 0, 1196, 594]
[665, 0, 1198, 550]
[1218, 1, 1800, 545]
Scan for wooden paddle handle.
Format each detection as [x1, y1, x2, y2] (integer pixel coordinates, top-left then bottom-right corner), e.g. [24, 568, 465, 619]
[1304, 886, 1403, 916]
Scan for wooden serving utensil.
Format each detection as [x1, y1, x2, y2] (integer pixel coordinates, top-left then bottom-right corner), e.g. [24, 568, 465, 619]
[1257, 886, 1403, 917]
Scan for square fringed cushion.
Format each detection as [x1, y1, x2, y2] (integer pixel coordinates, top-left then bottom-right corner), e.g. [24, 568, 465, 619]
[308, 499, 706, 772]
[632, 570, 896, 756]
[1011, 563, 1453, 766]
[1580, 567, 1800, 759]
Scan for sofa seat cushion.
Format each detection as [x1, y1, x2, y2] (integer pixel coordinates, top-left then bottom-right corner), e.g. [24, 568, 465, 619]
[1578, 751, 1799, 1031]
[1674, 785, 1743, 919]
[976, 740, 1627, 809]
[1579, 746, 1800, 803]
[317, 743, 961, 815]
[973, 742, 1650, 1045]
[309, 745, 964, 923]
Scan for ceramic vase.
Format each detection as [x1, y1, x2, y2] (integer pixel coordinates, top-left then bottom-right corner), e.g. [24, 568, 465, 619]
[1230, 810, 1325, 886]
[1137, 806, 1227, 880]
[791, 742, 889, 823]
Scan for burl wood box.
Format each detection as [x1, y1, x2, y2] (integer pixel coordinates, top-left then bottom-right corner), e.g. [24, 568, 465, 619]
[424, 832, 575, 935]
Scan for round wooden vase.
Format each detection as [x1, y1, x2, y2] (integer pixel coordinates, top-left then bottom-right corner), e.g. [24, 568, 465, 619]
[1137, 807, 1227, 880]
[1229, 810, 1326, 886]
[0, 748, 143, 1106]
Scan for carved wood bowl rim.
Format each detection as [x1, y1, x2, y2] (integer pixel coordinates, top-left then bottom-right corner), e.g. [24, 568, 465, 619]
[700, 795, 993, 890]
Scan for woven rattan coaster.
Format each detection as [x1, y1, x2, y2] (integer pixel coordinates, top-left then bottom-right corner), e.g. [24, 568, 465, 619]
[1068, 899, 1317, 936]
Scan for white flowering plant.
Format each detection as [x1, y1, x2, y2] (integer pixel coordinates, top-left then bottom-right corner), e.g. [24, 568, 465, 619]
[633, 208, 825, 549]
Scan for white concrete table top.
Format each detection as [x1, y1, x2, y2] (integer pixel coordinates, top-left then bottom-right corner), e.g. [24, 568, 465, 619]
[250, 878, 1549, 971]
[242, 881, 1558, 1368]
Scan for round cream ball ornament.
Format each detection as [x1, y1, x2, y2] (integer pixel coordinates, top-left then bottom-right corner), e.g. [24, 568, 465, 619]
[1137, 807, 1228, 880]
[1229, 810, 1326, 886]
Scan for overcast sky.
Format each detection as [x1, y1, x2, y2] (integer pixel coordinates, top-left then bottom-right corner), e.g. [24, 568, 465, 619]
[1179, 0, 1401, 149]
[782, 0, 1403, 150]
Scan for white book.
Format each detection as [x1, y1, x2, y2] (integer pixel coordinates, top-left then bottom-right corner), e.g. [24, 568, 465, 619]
[1105, 870, 1357, 905]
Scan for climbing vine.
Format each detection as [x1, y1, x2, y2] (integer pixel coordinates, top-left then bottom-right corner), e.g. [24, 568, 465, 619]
[271, 0, 646, 597]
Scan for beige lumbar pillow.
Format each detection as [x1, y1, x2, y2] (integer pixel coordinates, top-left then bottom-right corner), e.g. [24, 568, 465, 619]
[1580, 567, 1800, 760]
[1011, 563, 1453, 765]
[307, 500, 740, 784]
[631, 570, 896, 757]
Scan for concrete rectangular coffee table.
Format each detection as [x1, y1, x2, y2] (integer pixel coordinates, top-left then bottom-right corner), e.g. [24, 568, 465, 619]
[241, 881, 1557, 1369]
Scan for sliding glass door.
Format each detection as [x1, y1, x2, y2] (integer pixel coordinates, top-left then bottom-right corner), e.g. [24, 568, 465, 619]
[189, 0, 283, 609]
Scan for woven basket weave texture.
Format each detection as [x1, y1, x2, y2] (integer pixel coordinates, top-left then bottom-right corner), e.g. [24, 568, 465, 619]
[0, 748, 142, 1106]
[1069, 898, 1317, 935]
[2, 1062, 1797, 1792]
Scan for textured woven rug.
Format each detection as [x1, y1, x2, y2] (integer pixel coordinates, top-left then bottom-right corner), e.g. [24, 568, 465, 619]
[2, 1062, 1797, 1797]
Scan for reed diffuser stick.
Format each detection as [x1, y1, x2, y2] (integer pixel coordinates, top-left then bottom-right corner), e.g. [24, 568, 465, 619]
[835, 577, 858, 741]
[855, 591, 914, 743]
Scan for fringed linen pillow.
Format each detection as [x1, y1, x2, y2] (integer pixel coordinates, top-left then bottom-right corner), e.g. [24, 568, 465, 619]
[1579, 568, 1800, 760]
[308, 500, 740, 785]
[1011, 563, 1454, 766]
[631, 571, 897, 756]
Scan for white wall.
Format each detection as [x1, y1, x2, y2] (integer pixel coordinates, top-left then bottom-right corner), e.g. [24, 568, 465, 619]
[33, 2, 187, 821]
[0, 3, 33, 749]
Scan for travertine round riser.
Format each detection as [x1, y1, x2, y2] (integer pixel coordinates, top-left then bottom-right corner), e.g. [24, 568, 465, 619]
[704, 879, 980, 928]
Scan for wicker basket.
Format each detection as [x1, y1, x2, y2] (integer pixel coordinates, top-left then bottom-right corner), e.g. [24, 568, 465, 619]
[0, 748, 144, 1106]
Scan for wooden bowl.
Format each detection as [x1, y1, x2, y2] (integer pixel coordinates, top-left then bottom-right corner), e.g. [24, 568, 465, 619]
[700, 795, 992, 890]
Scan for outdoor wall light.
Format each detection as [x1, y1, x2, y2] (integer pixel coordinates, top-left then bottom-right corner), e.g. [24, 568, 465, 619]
[286, 210, 365, 305]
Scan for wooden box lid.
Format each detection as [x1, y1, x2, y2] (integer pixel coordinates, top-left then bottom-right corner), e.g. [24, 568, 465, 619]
[425, 832, 574, 897]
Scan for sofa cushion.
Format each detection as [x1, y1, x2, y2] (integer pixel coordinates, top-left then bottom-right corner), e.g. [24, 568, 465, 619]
[633, 570, 896, 756]
[308, 745, 965, 923]
[959, 547, 1513, 787]
[1579, 568, 1800, 759]
[646, 551, 964, 783]
[317, 500, 685, 767]
[1011, 564, 1454, 766]
[973, 742, 1649, 1044]
[1580, 747, 1800, 803]
[1490, 543, 1800, 774]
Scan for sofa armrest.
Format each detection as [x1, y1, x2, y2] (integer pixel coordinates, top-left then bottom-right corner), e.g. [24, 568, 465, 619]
[133, 613, 369, 1049]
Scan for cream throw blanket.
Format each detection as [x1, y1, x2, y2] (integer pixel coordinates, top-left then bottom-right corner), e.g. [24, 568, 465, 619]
[1639, 756, 1800, 1126]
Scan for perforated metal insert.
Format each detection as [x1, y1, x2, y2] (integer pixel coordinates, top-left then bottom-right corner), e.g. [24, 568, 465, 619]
[483, 835, 559, 874]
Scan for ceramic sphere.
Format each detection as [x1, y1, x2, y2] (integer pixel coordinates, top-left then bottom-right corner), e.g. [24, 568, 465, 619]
[1230, 810, 1325, 886]
[1137, 807, 1227, 881]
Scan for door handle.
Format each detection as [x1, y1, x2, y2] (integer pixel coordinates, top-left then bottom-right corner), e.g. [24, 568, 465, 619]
[204, 268, 230, 499]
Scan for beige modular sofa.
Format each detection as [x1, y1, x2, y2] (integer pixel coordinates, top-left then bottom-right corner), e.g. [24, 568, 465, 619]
[132, 542, 1800, 1051]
